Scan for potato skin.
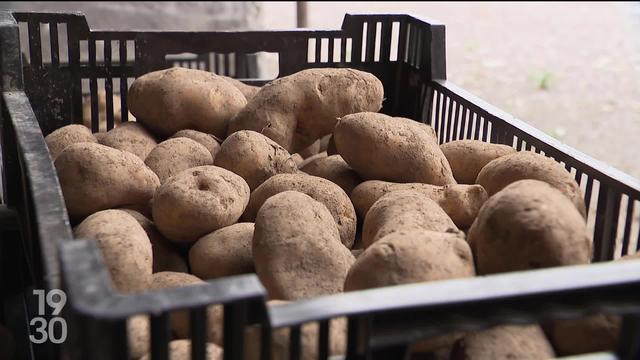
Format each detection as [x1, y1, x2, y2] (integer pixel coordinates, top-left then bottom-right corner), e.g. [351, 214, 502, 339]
[99, 122, 157, 160]
[139, 340, 222, 360]
[440, 140, 516, 184]
[152, 166, 250, 244]
[220, 75, 260, 100]
[253, 191, 355, 300]
[351, 181, 487, 229]
[344, 230, 474, 291]
[214, 130, 298, 190]
[145, 137, 214, 183]
[362, 190, 458, 249]
[45, 124, 97, 160]
[227, 68, 384, 153]
[297, 151, 327, 170]
[189, 223, 254, 279]
[468, 180, 591, 275]
[129, 67, 247, 138]
[301, 155, 362, 195]
[55, 143, 160, 220]
[127, 315, 150, 359]
[451, 325, 555, 360]
[244, 173, 357, 248]
[334, 112, 456, 185]
[476, 151, 586, 216]
[546, 315, 621, 356]
[171, 129, 221, 160]
[74, 210, 152, 293]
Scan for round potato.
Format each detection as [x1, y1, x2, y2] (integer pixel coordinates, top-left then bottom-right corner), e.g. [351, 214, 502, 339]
[74, 210, 152, 293]
[440, 140, 516, 184]
[152, 166, 250, 244]
[351, 180, 487, 229]
[145, 137, 214, 183]
[301, 155, 362, 195]
[148, 272, 223, 345]
[129, 67, 247, 138]
[254, 191, 355, 300]
[344, 230, 474, 291]
[546, 314, 621, 356]
[243, 173, 357, 248]
[468, 180, 591, 275]
[214, 130, 298, 190]
[476, 151, 586, 216]
[171, 129, 221, 160]
[120, 209, 187, 273]
[55, 143, 160, 220]
[227, 68, 384, 153]
[334, 112, 456, 185]
[362, 190, 458, 249]
[451, 325, 555, 360]
[45, 124, 97, 160]
[139, 340, 222, 360]
[127, 315, 150, 359]
[99, 122, 157, 160]
[189, 223, 254, 279]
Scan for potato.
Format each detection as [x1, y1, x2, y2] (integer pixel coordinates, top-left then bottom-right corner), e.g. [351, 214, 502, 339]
[351, 181, 487, 229]
[139, 340, 222, 360]
[334, 112, 456, 185]
[291, 153, 304, 167]
[298, 139, 321, 158]
[190, 223, 254, 279]
[227, 68, 384, 153]
[297, 151, 327, 170]
[451, 325, 555, 360]
[45, 124, 97, 160]
[171, 129, 221, 159]
[244, 174, 357, 248]
[99, 122, 157, 160]
[319, 134, 332, 152]
[362, 190, 459, 249]
[152, 166, 250, 244]
[253, 191, 355, 300]
[245, 301, 346, 360]
[74, 210, 152, 293]
[344, 230, 474, 291]
[476, 151, 586, 216]
[301, 155, 362, 195]
[440, 140, 516, 184]
[145, 137, 214, 183]
[148, 272, 223, 345]
[120, 209, 187, 273]
[129, 67, 247, 138]
[468, 180, 591, 275]
[220, 75, 260, 100]
[214, 130, 298, 190]
[55, 143, 160, 219]
[82, 91, 134, 132]
[546, 314, 621, 356]
[127, 315, 150, 359]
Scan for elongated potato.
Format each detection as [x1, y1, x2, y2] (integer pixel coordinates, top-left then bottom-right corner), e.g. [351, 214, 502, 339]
[145, 137, 214, 183]
[153, 166, 250, 244]
[214, 130, 298, 190]
[345, 230, 474, 291]
[440, 140, 516, 184]
[253, 191, 355, 300]
[171, 129, 221, 160]
[468, 180, 591, 275]
[148, 272, 223, 345]
[45, 124, 98, 160]
[55, 143, 160, 219]
[351, 180, 487, 228]
[362, 190, 459, 249]
[546, 314, 621, 356]
[476, 151, 586, 216]
[189, 223, 254, 279]
[74, 210, 152, 293]
[243, 173, 356, 248]
[129, 67, 247, 138]
[227, 68, 384, 153]
[334, 112, 456, 185]
[451, 325, 555, 360]
[139, 340, 222, 360]
[300, 155, 362, 195]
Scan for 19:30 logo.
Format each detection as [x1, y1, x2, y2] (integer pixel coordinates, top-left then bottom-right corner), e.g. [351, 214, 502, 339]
[29, 289, 68, 344]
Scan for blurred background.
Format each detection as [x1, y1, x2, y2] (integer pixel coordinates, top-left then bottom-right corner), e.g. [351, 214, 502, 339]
[2, 1, 639, 179]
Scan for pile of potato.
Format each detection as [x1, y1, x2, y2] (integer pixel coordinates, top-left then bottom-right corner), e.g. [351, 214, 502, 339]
[44, 66, 632, 359]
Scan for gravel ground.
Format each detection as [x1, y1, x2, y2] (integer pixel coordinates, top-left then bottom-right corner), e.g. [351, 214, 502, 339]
[260, 2, 640, 179]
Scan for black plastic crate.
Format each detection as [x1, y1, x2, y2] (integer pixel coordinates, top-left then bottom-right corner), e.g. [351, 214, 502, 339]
[1, 10, 640, 360]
